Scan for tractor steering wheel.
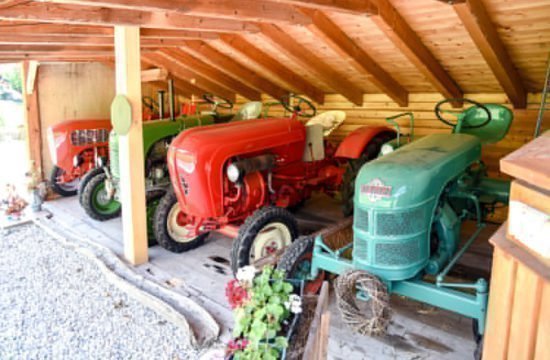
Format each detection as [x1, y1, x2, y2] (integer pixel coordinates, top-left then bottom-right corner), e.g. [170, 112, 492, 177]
[142, 96, 159, 113]
[435, 98, 492, 129]
[280, 94, 316, 118]
[203, 93, 234, 110]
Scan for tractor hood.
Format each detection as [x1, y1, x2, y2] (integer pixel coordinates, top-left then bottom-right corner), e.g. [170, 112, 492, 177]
[355, 133, 481, 210]
[168, 117, 306, 218]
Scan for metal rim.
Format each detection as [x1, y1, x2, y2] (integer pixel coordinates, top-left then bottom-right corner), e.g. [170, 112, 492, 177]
[166, 202, 195, 243]
[91, 181, 120, 215]
[249, 222, 292, 263]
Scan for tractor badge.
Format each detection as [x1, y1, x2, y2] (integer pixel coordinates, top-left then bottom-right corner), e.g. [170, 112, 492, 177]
[361, 178, 392, 202]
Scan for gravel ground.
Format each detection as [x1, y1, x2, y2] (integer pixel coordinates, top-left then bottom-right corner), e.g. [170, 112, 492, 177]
[0, 225, 199, 360]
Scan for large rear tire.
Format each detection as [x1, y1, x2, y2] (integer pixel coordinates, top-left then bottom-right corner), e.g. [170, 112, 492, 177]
[81, 173, 121, 221]
[153, 190, 208, 253]
[341, 132, 395, 216]
[78, 167, 104, 205]
[50, 165, 79, 197]
[277, 236, 325, 294]
[230, 206, 298, 275]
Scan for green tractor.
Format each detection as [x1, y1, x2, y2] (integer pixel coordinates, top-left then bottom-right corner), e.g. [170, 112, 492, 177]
[79, 90, 263, 243]
[277, 98, 513, 358]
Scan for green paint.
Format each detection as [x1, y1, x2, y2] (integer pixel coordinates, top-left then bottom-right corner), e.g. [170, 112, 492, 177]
[111, 95, 132, 136]
[91, 180, 121, 215]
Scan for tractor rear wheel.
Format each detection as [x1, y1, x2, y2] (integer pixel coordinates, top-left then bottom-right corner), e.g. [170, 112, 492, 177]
[341, 133, 395, 217]
[50, 166, 79, 197]
[145, 189, 165, 247]
[153, 190, 208, 253]
[81, 173, 121, 221]
[277, 235, 325, 294]
[230, 206, 298, 275]
[78, 167, 104, 205]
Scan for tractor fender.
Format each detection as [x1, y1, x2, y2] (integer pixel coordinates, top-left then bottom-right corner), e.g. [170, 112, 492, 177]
[335, 126, 395, 159]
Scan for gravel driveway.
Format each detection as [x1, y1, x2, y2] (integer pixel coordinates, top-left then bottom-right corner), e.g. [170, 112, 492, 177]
[0, 225, 198, 359]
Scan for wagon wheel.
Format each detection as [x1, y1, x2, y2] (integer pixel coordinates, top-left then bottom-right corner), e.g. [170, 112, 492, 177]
[153, 189, 208, 253]
[341, 132, 395, 216]
[50, 166, 79, 197]
[277, 236, 325, 294]
[280, 94, 316, 118]
[230, 206, 299, 275]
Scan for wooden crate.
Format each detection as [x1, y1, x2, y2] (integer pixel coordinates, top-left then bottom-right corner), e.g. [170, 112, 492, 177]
[483, 225, 550, 360]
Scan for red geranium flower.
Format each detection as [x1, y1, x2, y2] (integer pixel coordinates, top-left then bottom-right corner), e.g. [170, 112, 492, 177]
[225, 279, 249, 309]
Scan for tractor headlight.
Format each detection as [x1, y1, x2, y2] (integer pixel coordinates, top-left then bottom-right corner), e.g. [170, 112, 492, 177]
[227, 163, 241, 183]
[176, 150, 196, 174]
[380, 143, 395, 156]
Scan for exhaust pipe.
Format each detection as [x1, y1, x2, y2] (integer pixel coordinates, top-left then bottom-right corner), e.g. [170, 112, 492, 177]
[157, 90, 165, 119]
[227, 154, 275, 183]
[168, 78, 175, 122]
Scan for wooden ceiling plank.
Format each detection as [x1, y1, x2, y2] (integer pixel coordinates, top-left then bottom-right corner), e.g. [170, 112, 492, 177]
[143, 52, 236, 102]
[369, 0, 464, 105]
[301, 8, 407, 106]
[160, 48, 261, 101]
[183, 40, 289, 100]
[0, 2, 258, 32]
[260, 23, 364, 105]
[453, 0, 527, 108]
[220, 34, 325, 104]
[263, 0, 376, 14]
[141, 67, 168, 82]
[46, 0, 310, 25]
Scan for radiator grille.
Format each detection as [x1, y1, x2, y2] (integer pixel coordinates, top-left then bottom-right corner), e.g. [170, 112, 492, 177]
[376, 207, 425, 236]
[355, 207, 369, 231]
[375, 240, 420, 266]
[71, 129, 109, 146]
[353, 234, 368, 259]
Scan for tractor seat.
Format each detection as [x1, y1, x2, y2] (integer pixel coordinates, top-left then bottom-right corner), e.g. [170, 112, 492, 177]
[306, 111, 346, 136]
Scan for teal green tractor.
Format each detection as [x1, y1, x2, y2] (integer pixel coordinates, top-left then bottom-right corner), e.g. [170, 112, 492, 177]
[79, 91, 263, 242]
[278, 99, 513, 359]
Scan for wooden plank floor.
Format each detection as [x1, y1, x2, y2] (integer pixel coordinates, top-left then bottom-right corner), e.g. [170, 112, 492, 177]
[42, 194, 496, 359]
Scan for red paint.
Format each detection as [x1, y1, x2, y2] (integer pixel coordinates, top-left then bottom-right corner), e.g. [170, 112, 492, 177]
[335, 126, 395, 159]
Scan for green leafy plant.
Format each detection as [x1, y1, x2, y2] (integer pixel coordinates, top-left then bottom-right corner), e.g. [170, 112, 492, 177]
[227, 266, 300, 360]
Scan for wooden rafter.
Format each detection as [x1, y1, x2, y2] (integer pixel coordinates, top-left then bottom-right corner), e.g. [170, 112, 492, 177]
[300, 8, 407, 106]
[265, 0, 376, 14]
[159, 48, 261, 101]
[142, 57, 205, 98]
[45, 0, 310, 25]
[0, 34, 208, 47]
[453, 0, 527, 108]
[183, 40, 289, 100]
[368, 0, 463, 105]
[142, 52, 236, 102]
[219, 34, 325, 104]
[260, 23, 364, 105]
[0, 2, 258, 32]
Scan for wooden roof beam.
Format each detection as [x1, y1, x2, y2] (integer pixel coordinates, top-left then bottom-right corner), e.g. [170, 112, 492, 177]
[0, 35, 206, 47]
[142, 52, 236, 102]
[159, 48, 261, 101]
[263, 0, 376, 14]
[182, 40, 290, 101]
[219, 34, 325, 104]
[0, 2, 258, 32]
[300, 9, 407, 106]
[46, 0, 310, 25]
[453, 0, 527, 108]
[368, 0, 463, 105]
[260, 24, 364, 105]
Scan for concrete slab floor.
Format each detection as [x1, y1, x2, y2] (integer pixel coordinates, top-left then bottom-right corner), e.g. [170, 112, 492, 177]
[42, 194, 494, 360]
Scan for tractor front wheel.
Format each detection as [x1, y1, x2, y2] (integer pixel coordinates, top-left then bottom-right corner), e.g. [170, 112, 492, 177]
[277, 236, 325, 294]
[50, 165, 79, 197]
[153, 190, 208, 253]
[230, 206, 298, 275]
[81, 173, 121, 221]
[78, 167, 104, 205]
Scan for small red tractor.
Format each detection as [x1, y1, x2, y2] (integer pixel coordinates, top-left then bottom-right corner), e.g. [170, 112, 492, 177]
[47, 119, 111, 197]
[154, 95, 397, 272]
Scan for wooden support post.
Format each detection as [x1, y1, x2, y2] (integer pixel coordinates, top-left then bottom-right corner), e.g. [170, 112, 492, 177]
[114, 25, 148, 265]
[21, 60, 43, 179]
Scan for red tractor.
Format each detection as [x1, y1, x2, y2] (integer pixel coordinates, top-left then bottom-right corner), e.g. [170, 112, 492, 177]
[154, 95, 396, 272]
[47, 119, 111, 197]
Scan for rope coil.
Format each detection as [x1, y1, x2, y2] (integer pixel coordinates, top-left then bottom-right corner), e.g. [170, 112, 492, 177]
[335, 270, 391, 336]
